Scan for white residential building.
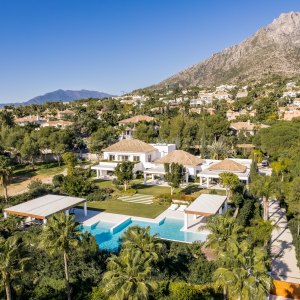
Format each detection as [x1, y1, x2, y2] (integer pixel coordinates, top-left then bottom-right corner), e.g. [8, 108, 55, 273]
[216, 85, 236, 92]
[91, 139, 176, 179]
[283, 91, 300, 98]
[198, 158, 251, 188]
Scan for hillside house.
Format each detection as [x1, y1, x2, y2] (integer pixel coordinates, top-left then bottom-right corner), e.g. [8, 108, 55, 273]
[15, 115, 47, 126]
[230, 120, 269, 136]
[118, 115, 154, 139]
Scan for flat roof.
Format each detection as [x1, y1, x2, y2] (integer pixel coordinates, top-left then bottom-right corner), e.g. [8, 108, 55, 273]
[185, 194, 227, 216]
[4, 195, 86, 219]
[144, 165, 166, 175]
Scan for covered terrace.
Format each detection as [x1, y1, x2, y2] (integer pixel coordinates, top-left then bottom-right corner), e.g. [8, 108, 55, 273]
[198, 159, 250, 188]
[3, 194, 87, 224]
[183, 194, 228, 230]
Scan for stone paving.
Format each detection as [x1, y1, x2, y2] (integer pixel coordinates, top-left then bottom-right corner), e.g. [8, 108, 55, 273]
[269, 200, 300, 284]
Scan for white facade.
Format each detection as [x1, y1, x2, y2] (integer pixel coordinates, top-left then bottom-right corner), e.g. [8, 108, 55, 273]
[92, 143, 176, 178]
[283, 91, 300, 98]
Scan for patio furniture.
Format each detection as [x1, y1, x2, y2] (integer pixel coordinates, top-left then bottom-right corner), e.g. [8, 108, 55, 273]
[177, 205, 187, 212]
[168, 204, 179, 211]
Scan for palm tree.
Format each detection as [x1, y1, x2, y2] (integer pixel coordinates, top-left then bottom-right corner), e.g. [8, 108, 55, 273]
[39, 213, 82, 300]
[0, 236, 31, 300]
[208, 140, 229, 160]
[219, 172, 240, 200]
[0, 155, 13, 202]
[199, 214, 244, 255]
[250, 175, 276, 220]
[214, 239, 271, 300]
[121, 226, 164, 262]
[102, 250, 157, 300]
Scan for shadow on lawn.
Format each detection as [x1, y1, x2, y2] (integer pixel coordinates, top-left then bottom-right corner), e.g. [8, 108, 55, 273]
[131, 183, 153, 190]
[11, 171, 37, 184]
[181, 185, 201, 195]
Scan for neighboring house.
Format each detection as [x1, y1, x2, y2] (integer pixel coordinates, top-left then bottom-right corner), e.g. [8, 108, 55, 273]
[57, 109, 75, 119]
[214, 92, 232, 100]
[216, 85, 236, 92]
[226, 109, 256, 121]
[91, 139, 176, 179]
[230, 120, 269, 136]
[118, 115, 154, 139]
[198, 92, 214, 103]
[15, 115, 47, 126]
[286, 82, 297, 89]
[41, 120, 74, 129]
[190, 107, 215, 115]
[283, 109, 300, 121]
[144, 150, 205, 183]
[198, 158, 251, 188]
[292, 98, 300, 107]
[283, 91, 300, 98]
[236, 90, 248, 99]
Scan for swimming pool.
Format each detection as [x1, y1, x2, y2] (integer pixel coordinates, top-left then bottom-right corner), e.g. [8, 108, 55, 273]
[80, 218, 207, 251]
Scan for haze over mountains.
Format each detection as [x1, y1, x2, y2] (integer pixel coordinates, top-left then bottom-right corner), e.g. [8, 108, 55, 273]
[147, 12, 300, 89]
[0, 89, 113, 107]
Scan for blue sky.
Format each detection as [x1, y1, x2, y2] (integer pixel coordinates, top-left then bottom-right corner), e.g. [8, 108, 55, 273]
[0, 0, 299, 102]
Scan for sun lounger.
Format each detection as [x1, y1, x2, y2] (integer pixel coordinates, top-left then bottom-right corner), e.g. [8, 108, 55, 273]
[177, 205, 187, 212]
[168, 204, 179, 211]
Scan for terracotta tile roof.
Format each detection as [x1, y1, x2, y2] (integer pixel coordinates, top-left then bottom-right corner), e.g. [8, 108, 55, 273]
[42, 120, 74, 127]
[236, 143, 255, 149]
[208, 159, 247, 173]
[154, 150, 204, 166]
[103, 139, 156, 153]
[230, 121, 269, 131]
[15, 116, 46, 123]
[118, 115, 154, 124]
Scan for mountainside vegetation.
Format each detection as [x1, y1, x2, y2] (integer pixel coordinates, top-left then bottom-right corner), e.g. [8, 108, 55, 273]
[147, 12, 300, 89]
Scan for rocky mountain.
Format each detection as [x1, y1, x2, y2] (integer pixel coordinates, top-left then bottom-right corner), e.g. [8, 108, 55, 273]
[1, 89, 113, 107]
[148, 12, 300, 89]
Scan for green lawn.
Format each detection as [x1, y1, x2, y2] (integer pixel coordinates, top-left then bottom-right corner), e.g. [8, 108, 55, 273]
[36, 165, 65, 176]
[87, 199, 166, 218]
[95, 180, 226, 198]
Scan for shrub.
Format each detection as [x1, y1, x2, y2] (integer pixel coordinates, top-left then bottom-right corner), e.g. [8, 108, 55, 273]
[86, 189, 112, 201]
[121, 188, 137, 195]
[157, 193, 196, 203]
[289, 218, 300, 268]
[168, 282, 203, 300]
[62, 175, 94, 196]
[52, 174, 65, 187]
[27, 179, 43, 191]
[237, 198, 256, 227]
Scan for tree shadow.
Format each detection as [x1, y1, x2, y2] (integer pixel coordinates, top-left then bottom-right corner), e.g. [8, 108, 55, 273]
[180, 185, 201, 195]
[11, 170, 37, 184]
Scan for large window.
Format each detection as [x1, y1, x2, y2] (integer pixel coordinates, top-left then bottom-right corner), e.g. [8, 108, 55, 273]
[109, 155, 115, 161]
[118, 155, 129, 161]
[133, 156, 140, 162]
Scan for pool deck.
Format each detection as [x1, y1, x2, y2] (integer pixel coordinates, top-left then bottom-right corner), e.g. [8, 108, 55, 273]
[74, 207, 210, 234]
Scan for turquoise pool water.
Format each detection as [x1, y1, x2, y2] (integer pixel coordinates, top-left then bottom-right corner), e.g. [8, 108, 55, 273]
[80, 218, 207, 252]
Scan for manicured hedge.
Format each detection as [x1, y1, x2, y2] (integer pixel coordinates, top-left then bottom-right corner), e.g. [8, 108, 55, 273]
[289, 218, 300, 268]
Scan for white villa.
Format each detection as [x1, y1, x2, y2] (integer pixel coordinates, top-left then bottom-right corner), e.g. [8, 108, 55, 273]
[198, 158, 251, 188]
[92, 139, 251, 188]
[144, 150, 205, 183]
[91, 139, 176, 179]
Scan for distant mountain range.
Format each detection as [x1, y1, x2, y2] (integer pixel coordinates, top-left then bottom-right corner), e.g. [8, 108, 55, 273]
[0, 89, 113, 107]
[146, 12, 300, 89]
